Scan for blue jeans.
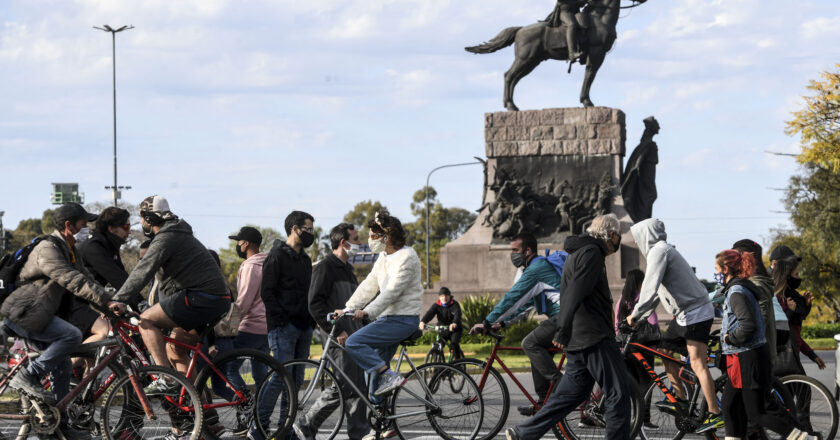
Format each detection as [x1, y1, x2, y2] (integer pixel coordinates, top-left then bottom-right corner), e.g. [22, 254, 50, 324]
[228, 331, 270, 390]
[252, 324, 313, 440]
[4, 317, 82, 402]
[344, 315, 419, 402]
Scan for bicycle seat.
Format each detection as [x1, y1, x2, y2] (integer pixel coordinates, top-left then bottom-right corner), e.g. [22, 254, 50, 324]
[400, 330, 424, 346]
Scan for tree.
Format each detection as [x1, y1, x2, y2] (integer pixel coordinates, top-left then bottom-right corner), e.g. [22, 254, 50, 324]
[217, 225, 285, 295]
[343, 200, 387, 240]
[8, 217, 43, 251]
[307, 225, 332, 263]
[786, 64, 840, 172]
[773, 65, 840, 322]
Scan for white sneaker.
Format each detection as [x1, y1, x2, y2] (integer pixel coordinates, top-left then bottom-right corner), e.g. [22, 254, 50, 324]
[373, 370, 405, 396]
[362, 429, 397, 440]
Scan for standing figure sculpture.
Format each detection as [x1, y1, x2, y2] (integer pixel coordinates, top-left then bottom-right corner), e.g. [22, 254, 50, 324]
[465, 0, 647, 110]
[621, 116, 659, 223]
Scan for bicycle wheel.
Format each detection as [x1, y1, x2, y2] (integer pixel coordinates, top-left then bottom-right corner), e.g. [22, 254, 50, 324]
[278, 360, 344, 440]
[390, 362, 484, 440]
[780, 374, 839, 440]
[100, 365, 204, 440]
[423, 346, 444, 384]
[67, 356, 126, 433]
[194, 348, 294, 440]
[556, 375, 644, 440]
[450, 358, 509, 440]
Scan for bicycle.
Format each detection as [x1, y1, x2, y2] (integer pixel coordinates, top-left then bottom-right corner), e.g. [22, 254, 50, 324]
[423, 325, 465, 392]
[0, 309, 205, 440]
[283, 311, 484, 440]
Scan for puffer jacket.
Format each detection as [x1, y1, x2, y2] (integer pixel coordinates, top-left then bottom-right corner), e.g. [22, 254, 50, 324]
[630, 218, 710, 321]
[1, 231, 112, 333]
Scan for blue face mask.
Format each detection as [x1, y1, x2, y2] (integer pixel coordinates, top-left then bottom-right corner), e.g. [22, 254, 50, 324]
[713, 272, 726, 286]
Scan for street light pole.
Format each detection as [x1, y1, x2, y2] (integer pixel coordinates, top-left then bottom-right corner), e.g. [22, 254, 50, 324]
[94, 24, 133, 206]
[424, 158, 483, 288]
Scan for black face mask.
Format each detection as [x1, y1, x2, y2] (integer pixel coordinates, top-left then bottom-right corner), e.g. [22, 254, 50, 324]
[510, 252, 525, 268]
[108, 231, 127, 245]
[787, 277, 802, 290]
[299, 230, 315, 248]
[236, 244, 248, 259]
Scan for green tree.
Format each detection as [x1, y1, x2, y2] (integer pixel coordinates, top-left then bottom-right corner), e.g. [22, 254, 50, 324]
[773, 65, 840, 322]
[343, 200, 387, 240]
[8, 218, 43, 250]
[218, 225, 285, 295]
[307, 225, 332, 263]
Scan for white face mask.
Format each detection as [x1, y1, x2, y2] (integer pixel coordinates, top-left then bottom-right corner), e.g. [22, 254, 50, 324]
[368, 236, 386, 254]
[345, 242, 361, 258]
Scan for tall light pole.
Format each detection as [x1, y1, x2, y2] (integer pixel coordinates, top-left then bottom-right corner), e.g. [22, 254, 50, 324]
[94, 24, 133, 206]
[424, 158, 483, 288]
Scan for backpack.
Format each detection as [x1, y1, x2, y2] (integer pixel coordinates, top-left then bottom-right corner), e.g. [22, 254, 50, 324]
[535, 249, 568, 277]
[0, 236, 55, 305]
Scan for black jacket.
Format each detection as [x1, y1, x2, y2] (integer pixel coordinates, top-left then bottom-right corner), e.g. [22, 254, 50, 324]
[421, 299, 463, 331]
[78, 230, 128, 289]
[308, 253, 361, 334]
[552, 235, 615, 352]
[261, 240, 314, 330]
[781, 285, 810, 327]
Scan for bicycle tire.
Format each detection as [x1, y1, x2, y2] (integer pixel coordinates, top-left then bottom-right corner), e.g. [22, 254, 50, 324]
[279, 359, 345, 440]
[390, 362, 484, 440]
[423, 346, 444, 384]
[67, 356, 127, 432]
[450, 358, 509, 440]
[780, 374, 839, 440]
[99, 365, 204, 440]
[555, 374, 644, 440]
[194, 348, 295, 440]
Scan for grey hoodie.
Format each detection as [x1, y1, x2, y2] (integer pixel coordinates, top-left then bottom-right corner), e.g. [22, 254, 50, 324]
[630, 218, 710, 321]
[115, 219, 228, 306]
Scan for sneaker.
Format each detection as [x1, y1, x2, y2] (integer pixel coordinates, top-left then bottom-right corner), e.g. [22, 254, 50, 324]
[505, 427, 520, 440]
[162, 432, 189, 440]
[517, 405, 535, 416]
[361, 429, 397, 440]
[577, 414, 606, 428]
[142, 377, 179, 395]
[695, 412, 724, 433]
[373, 370, 406, 397]
[246, 425, 265, 440]
[206, 422, 226, 438]
[654, 397, 688, 415]
[643, 420, 659, 429]
[9, 368, 55, 403]
[292, 417, 315, 440]
[233, 418, 249, 438]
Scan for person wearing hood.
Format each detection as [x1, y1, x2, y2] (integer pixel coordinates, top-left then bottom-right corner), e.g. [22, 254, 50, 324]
[113, 196, 230, 388]
[626, 218, 721, 433]
[505, 214, 630, 440]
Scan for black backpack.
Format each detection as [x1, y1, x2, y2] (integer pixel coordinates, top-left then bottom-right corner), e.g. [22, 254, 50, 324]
[0, 236, 56, 305]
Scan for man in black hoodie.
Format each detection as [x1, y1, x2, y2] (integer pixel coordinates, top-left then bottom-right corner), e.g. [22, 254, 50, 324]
[506, 214, 631, 440]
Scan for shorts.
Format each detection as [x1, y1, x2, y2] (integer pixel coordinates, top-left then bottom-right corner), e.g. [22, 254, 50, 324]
[67, 298, 100, 338]
[159, 290, 231, 332]
[660, 318, 713, 355]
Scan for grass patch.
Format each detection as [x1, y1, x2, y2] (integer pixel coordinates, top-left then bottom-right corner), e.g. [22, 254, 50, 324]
[805, 338, 836, 350]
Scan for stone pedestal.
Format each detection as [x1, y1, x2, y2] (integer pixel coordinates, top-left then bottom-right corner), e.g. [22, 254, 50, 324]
[439, 107, 641, 298]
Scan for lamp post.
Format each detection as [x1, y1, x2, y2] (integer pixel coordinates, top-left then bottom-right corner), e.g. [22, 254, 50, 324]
[94, 24, 133, 206]
[424, 158, 484, 288]
[0, 211, 5, 256]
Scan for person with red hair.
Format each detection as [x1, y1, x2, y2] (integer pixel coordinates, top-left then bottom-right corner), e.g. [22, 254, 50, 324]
[715, 249, 808, 440]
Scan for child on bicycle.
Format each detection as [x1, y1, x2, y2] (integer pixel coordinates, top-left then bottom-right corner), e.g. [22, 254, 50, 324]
[340, 210, 423, 401]
[419, 287, 464, 359]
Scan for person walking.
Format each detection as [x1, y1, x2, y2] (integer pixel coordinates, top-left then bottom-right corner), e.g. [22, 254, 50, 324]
[505, 214, 630, 440]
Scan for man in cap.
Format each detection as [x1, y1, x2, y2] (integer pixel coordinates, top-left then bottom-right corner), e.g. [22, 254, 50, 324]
[114, 195, 231, 390]
[420, 287, 464, 360]
[1, 203, 122, 440]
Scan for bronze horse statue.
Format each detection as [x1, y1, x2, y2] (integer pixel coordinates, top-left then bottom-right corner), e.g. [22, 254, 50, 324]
[466, 0, 641, 110]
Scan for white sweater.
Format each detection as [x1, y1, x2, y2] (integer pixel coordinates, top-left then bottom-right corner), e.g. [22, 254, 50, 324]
[345, 246, 423, 319]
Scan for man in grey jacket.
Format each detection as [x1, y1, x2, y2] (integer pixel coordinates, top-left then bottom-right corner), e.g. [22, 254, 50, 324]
[626, 218, 721, 432]
[114, 195, 230, 386]
[1, 203, 123, 440]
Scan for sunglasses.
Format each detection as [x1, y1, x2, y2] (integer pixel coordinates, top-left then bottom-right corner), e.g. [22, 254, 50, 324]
[120, 223, 131, 231]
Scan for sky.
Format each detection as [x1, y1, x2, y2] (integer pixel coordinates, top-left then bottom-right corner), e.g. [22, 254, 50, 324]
[2, 0, 839, 278]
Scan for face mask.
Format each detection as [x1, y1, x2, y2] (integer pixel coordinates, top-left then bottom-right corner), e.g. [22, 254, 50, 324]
[510, 252, 525, 268]
[299, 230, 315, 248]
[787, 277, 802, 290]
[369, 236, 386, 254]
[142, 223, 155, 239]
[612, 232, 622, 249]
[73, 226, 89, 243]
[344, 242, 361, 258]
[713, 272, 726, 286]
[236, 244, 248, 259]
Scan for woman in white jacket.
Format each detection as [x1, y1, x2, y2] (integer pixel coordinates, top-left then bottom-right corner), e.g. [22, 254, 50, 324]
[339, 210, 423, 401]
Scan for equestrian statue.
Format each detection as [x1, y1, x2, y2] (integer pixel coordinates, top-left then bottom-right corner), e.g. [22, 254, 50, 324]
[466, 0, 648, 111]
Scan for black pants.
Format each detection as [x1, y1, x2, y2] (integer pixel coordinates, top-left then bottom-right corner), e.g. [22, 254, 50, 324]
[514, 338, 631, 440]
[522, 318, 563, 401]
[440, 329, 464, 360]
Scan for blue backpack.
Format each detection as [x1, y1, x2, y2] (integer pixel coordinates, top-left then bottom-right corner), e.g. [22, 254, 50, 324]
[536, 249, 568, 278]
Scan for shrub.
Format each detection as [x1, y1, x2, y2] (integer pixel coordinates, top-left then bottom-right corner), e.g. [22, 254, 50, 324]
[460, 294, 498, 329]
[502, 319, 540, 345]
[801, 323, 840, 339]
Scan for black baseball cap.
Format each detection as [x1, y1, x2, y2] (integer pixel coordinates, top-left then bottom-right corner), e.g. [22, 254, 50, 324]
[228, 226, 263, 246]
[732, 239, 762, 256]
[439, 287, 452, 296]
[54, 202, 97, 224]
[769, 245, 801, 262]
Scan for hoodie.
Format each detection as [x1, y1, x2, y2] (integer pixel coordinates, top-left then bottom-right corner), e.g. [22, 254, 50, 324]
[236, 252, 268, 335]
[630, 218, 709, 322]
[115, 219, 228, 305]
[552, 234, 615, 352]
